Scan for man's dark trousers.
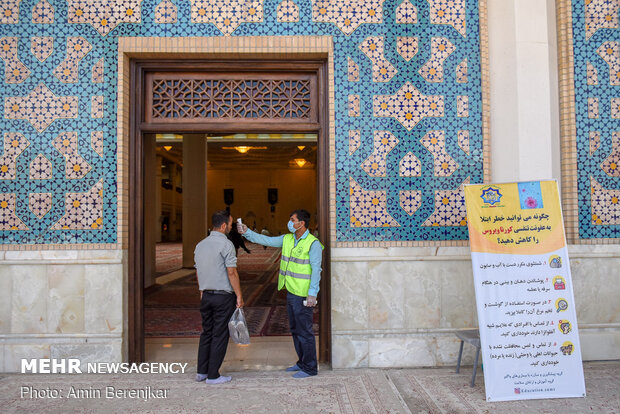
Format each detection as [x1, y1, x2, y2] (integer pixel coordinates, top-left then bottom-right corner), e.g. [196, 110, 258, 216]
[197, 292, 236, 379]
[287, 292, 317, 375]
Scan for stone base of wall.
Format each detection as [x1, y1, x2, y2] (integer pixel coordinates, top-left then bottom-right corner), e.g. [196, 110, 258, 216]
[1, 245, 617, 372]
[2, 337, 123, 373]
[0, 250, 125, 373]
[332, 328, 620, 369]
[331, 245, 620, 368]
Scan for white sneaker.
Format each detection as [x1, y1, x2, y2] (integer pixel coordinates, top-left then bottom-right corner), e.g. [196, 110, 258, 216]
[205, 376, 232, 384]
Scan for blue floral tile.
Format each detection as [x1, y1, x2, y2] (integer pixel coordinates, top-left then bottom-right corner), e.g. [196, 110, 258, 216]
[0, 0, 488, 244]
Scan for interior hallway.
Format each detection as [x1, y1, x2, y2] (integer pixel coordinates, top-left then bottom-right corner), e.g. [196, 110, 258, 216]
[145, 242, 317, 338]
[146, 240, 320, 368]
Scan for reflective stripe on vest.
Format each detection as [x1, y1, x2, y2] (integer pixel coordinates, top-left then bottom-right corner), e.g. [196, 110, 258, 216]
[281, 255, 311, 265]
[280, 269, 311, 280]
[279, 232, 323, 297]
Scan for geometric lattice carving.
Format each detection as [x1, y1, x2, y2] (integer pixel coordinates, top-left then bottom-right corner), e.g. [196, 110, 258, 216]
[150, 78, 312, 120]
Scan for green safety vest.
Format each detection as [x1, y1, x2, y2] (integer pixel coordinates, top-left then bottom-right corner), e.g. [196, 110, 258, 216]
[279, 232, 324, 297]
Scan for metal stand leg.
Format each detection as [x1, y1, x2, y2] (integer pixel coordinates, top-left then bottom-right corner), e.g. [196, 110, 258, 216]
[456, 340, 464, 373]
[470, 346, 480, 387]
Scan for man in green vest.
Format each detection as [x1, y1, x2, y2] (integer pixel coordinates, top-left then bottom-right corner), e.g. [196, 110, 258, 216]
[238, 209, 323, 378]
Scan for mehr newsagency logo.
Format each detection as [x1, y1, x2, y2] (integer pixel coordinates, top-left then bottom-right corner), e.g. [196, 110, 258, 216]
[480, 187, 503, 207]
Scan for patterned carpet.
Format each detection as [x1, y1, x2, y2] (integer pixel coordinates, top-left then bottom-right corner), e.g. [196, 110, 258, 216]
[154, 242, 183, 276]
[146, 242, 318, 337]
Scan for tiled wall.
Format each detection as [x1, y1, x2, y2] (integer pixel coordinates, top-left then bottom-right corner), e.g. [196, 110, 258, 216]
[558, 0, 620, 241]
[0, 0, 487, 246]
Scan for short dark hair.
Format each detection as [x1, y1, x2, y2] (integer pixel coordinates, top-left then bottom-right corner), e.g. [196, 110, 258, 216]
[290, 209, 310, 229]
[212, 210, 230, 229]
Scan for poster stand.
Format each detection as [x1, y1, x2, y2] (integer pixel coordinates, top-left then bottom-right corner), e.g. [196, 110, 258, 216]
[464, 180, 586, 402]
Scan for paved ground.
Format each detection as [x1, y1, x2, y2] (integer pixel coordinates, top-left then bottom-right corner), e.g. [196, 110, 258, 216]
[1, 361, 618, 413]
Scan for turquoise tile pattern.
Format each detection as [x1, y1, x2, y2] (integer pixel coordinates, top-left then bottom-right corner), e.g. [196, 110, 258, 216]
[572, 0, 620, 236]
[0, 0, 487, 244]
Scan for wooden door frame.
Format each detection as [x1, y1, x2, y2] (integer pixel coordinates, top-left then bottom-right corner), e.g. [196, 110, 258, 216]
[129, 58, 331, 363]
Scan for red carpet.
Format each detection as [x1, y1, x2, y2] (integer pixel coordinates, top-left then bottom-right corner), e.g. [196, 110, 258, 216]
[145, 242, 319, 337]
[155, 242, 183, 276]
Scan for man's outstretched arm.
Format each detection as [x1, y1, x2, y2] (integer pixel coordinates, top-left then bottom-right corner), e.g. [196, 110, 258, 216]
[239, 227, 285, 248]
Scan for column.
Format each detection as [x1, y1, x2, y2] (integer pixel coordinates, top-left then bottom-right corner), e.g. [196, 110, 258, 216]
[155, 155, 162, 243]
[169, 163, 178, 242]
[182, 134, 208, 268]
[488, 0, 560, 182]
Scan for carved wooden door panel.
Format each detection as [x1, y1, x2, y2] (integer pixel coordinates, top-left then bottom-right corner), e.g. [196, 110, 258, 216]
[142, 62, 321, 132]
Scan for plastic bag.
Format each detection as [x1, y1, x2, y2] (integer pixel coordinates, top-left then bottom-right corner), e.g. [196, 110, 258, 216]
[228, 308, 250, 345]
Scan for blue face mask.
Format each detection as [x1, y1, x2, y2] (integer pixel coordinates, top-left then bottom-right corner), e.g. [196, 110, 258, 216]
[288, 220, 298, 233]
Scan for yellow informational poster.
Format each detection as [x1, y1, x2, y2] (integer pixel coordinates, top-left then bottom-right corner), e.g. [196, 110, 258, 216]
[464, 181, 586, 402]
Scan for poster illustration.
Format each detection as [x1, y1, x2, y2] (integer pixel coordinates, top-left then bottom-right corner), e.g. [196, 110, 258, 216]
[464, 181, 586, 402]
